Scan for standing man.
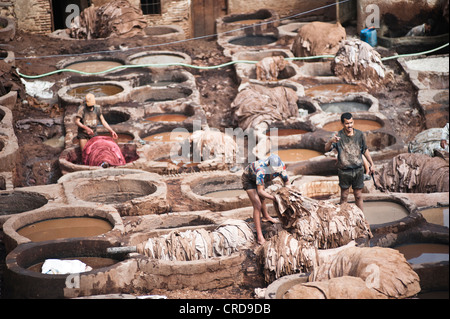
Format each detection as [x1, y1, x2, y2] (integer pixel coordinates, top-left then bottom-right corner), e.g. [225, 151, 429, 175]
[324, 112, 375, 211]
[75, 93, 118, 150]
[241, 154, 289, 245]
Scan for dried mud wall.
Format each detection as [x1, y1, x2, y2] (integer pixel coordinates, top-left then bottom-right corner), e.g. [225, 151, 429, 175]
[228, 0, 338, 20]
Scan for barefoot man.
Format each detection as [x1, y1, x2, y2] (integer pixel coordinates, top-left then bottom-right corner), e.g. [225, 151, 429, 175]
[325, 112, 375, 211]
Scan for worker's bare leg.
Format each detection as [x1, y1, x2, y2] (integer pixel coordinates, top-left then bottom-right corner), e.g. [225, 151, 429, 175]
[353, 188, 364, 211]
[259, 195, 277, 223]
[79, 138, 88, 150]
[340, 187, 350, 204]
[246, 189, 266, 245]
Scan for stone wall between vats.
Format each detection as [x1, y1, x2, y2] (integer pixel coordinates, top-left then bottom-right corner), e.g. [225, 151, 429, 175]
[7, 0, 355, 36]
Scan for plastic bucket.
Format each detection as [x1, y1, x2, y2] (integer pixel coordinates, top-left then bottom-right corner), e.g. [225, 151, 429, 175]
[360, 27, 377, 47]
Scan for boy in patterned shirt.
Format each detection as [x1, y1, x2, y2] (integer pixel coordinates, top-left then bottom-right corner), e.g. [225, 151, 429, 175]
[241, 154, 289, 244]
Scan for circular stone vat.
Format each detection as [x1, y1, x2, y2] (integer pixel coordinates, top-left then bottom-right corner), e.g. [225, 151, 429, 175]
[4, 238, 133, 299]
[363, 200, 409, 225]
[102, 109, 130, 125]
[0, 191, 48, 224]
[229, 35, 278, 47]
[271, 149, 323, 163]
[70, 174, 169, 216]
[17, 217, 113, 242]
[127, 51, 191, 67]
[364, 131, 396, 151]
[305, 84, 364, 97]
[265, 273, 310, 299]
[218, 9, 280, 37]
[2, 205, 123, 251]
[144, 25, 185, 39]
[64, 60, 123, 74]
[67, 83, 124, 99]
[418, 205, 449, 228]
[58, 81, 131, 107]
[320, 101, 370, 113]
[144, 113, 188, 122]
[58, 143, 139, 175]
[322, 119, 383, 132]
[142, 130, 191, 143]
[395, 243, 449, 265]
[181, 172, 251, 211]
[385, 232, 449, 295]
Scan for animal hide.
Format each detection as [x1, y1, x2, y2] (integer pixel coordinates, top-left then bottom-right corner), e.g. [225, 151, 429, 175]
[310, 245, 421, 299]
[136, 220, 254, 261]
[292, 22, 346, 57]
[231, 84, 298, 131]
[373, 153, 449, 193]
[273, 187, 372, 249]
[255, 56, 289, 81]
[332, 39, 394, 91]
[82, 135, 126, 167]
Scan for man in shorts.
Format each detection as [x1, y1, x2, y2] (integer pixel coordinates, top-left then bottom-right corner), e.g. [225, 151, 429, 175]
[75, 93, 118, 150]
[324, 112, 375, 211]
[241, 154, 289, 244]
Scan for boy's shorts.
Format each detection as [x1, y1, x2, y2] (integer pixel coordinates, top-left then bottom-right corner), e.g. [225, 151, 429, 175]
[338, 166, 364, 189]
[241, 171, 257, 191]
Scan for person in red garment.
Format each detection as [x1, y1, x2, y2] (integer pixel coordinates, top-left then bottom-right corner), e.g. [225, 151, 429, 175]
[82, 135, 126, 168]
[74, 93, 118, 150]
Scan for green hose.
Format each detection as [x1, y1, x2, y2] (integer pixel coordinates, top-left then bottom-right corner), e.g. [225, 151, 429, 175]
[16, 43, 449, 79]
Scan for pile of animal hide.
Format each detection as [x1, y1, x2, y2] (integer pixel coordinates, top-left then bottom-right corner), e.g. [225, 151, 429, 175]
[284, 276, 386, 299]
[292, 22, 346, 57]
[332, 39, 394, 91]
[258, 187, 372, 282]
[191, 127, 237, 165]
[373, 153, 449, 193]
[231, 84, 298, 131]
[82, 136, 126, 167]
[308, 243, 421, 299]
[408, 128, 448, 156]
[69, 0, 147, 39]
[136, 220, 254, 261]
[255, 56, 289, 81]
[273, 188, 372, 249]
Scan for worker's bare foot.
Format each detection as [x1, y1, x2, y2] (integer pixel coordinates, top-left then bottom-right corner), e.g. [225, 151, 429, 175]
[257, 237, 266, 245]
[261, 216, 279, 224]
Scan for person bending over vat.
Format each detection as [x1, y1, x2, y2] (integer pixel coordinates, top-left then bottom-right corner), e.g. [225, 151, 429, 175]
[405, 19, 434, 37]
[324, 112, 375, 211]
[241, 154, 289, 245]
[75, 93, 118, 150]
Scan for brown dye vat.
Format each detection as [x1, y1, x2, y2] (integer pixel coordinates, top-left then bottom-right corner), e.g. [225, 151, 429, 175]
[322, 119, 382, 132]
[68, 84, 124, 98]
[204, 189, 247, 198]
[395, 243, 449, 264]
[229, 35, 278, 46]
[419, 206, 449, 227]
[362, 201, 409, 225]
[143, 131, 191, 143]
[27, 257, 118, 273]
[273, 149, 323, 162]
[266, 129, 308, 136]
[65, 61, 123, 73]
[145, 114, 188, 122]
[97, 132, 133, 143]
[131, 54, 186, 65]
[305, 84, 363, 97]
[17, 217, 113, 242]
